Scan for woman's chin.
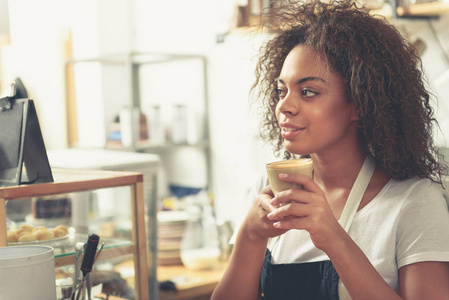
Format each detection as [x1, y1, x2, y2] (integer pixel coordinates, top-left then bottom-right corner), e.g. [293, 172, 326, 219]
[284, 142, 310, 156]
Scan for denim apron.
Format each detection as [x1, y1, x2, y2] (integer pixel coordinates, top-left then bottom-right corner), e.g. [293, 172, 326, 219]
[260, 157, 376, 300]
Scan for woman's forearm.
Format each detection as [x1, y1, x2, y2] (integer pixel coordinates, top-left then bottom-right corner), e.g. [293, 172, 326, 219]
[211, 227, 268, 300]
[327, 234, 403, 300]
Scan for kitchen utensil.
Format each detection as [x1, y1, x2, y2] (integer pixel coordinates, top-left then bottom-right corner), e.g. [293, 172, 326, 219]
[94, 241, 105, 261]
[72, 234, 100, 300]
[71, 242, 84, 300]
[61, 284, 73, 300]
[81, 234, 100, 300]
[81, 234, 100, 276]
[86, 241, 104, 300]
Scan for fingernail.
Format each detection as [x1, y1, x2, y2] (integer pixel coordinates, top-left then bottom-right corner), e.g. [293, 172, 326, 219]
[273, 222, 280, 228]
[279, 173, 288, 179]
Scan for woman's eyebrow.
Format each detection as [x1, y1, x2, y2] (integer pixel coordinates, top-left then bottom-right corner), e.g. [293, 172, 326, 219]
[276, 76, 327, 85]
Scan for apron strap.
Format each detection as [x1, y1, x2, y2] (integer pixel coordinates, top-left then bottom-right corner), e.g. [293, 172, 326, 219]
[338, 156, 376, 232]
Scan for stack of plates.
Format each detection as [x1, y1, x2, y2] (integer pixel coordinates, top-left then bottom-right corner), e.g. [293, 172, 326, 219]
[157, 211, 188, 266]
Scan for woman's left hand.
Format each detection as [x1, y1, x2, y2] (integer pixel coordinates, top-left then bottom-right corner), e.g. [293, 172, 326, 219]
[267, 172, 346, 253]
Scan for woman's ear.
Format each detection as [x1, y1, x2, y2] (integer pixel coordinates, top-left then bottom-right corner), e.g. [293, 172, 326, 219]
[353, 108, 360, 121]
[350, 103, 361, 122]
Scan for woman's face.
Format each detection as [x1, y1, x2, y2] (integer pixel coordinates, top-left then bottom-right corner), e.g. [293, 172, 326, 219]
[275, 45, 359, 157]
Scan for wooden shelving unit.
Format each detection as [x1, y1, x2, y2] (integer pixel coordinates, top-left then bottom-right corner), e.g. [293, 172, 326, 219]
[396, 2, 449, 17]
[370, 1, 449, 19]
[0, 169, 152, 300]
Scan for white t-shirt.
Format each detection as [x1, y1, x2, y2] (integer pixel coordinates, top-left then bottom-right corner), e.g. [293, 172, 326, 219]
[236, 174, 449, 299]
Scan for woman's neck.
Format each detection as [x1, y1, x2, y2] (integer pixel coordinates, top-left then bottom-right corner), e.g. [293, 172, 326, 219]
[311, 150, 366, 191]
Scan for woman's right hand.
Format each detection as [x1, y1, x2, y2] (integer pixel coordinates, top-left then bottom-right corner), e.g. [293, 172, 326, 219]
[212, 185, 285, 300]
[239, 185, 289, 242]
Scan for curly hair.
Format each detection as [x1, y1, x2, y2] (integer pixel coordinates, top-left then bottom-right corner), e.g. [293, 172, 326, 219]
[251, 0, 446, 183]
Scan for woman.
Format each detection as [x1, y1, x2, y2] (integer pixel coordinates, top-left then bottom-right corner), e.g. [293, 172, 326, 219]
[211, 0, 449, 299]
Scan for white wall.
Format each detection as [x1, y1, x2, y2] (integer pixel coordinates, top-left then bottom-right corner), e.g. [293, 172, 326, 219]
[0, 0, 9, 36]
[4, 0, 135, 149]
[206, 31, 278, 223]
[5, 0, 70, 149]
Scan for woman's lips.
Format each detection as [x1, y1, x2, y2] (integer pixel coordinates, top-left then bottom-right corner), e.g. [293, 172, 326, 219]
[281, 126, 305, 140]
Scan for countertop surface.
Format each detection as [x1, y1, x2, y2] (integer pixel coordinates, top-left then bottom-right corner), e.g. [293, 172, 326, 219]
[158, 261, 228, 300]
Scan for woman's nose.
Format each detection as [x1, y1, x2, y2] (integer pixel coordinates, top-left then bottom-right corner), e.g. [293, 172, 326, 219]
[277, 93, 299, 116]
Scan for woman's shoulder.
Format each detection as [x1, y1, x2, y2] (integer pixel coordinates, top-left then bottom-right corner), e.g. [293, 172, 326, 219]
[385, 177, 448, 210]
[386, 176, 444, 195]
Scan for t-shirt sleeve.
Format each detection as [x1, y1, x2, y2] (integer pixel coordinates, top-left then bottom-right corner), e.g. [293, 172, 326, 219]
[396, 179, 449, 268]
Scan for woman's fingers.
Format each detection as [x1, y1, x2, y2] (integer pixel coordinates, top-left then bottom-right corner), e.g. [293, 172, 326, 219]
[266, 184, 330, 230]
[264, 173, 345, 251]
[267, 199, 312, 220]
[240, 185, 289, 240]
[267, 201, 330, 236]
[273, 215, 308, 230]
[278, 173, 321, 193]
[269, 173, 324, 207]
[260, 185, 277, 213]
[270, 188, 309, 207]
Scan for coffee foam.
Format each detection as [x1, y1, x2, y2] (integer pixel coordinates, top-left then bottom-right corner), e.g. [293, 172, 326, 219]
[266, 158, 313, 169]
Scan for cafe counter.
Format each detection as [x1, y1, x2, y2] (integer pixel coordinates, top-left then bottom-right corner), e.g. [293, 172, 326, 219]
[158, 261, 228, 300]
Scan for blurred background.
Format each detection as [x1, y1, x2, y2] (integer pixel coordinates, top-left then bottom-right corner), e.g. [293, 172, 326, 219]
[0, 0, 448, 226]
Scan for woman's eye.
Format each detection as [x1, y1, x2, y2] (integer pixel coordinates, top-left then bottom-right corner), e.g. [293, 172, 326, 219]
[302, 89, 317, 97]
[276, 88, 286, 98]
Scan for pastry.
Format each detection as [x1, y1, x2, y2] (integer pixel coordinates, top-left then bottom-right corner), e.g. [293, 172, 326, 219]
[52, 228, 67, 238]
[18, 233, 37, 242]
[11, 224, 68, 242]
[18, 224, 33, 232]
[15, 228, 30, 237]
[33, 229, 55, 241]
[7, 231, 19, 243]
[54, 225, 69, 236]
[32, 226, 47, 233]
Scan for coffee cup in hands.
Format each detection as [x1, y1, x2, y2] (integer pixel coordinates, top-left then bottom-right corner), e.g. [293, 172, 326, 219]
[266, 158, 313, 197]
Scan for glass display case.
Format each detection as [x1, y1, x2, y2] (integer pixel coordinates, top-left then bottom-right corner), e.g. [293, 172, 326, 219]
[0, 168, 154, 299]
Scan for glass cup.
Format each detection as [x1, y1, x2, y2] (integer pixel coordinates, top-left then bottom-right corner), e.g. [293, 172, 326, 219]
[266, 158, 313, 196]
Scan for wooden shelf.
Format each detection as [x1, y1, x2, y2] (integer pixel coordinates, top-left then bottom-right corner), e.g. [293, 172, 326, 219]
[396, 2, 449, 16]
[362, 2, 449, 19]
[232, 2, 449, 31]
[0, 168, 143, 199]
